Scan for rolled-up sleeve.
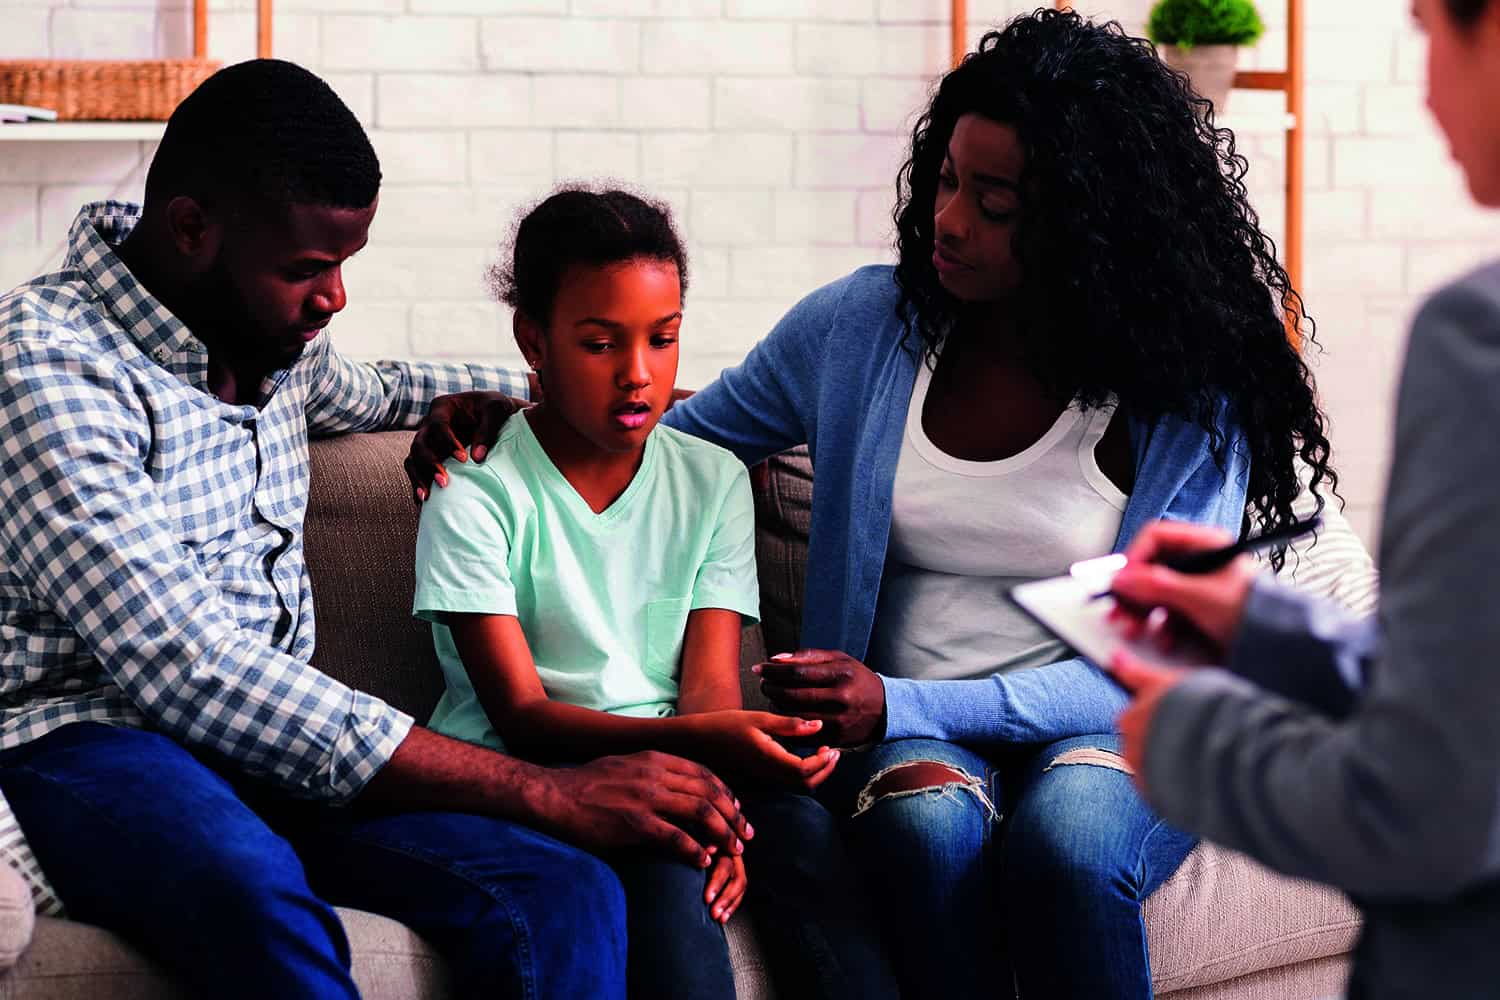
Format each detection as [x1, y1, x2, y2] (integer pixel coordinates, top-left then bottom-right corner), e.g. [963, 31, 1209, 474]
[304, 340, 529, 436]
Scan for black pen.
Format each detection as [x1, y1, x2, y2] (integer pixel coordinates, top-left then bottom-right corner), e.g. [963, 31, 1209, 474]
[1089, 515, 1321, 600]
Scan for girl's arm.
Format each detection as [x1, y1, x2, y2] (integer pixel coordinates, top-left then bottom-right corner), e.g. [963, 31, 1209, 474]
[447, 612, 833, 784]
[675, 608, 748, 715]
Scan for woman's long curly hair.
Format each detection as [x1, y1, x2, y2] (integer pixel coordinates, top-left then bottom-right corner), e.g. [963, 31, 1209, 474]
[893, 8, 1336, 560]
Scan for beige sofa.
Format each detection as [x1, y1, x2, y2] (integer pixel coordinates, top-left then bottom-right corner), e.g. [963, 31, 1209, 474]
[0, 431, 1365, 998]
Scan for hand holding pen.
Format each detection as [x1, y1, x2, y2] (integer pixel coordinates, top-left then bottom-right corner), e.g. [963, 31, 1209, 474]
[1104, 516, 1321, 656]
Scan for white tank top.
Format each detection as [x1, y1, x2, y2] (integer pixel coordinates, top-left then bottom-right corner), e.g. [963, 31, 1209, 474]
[866, 358, 1128, 682]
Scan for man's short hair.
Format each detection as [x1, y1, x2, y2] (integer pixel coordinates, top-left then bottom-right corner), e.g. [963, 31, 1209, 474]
[145, 59, 381, 210]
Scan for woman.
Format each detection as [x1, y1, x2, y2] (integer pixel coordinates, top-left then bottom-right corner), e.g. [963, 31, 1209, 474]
[410, 10, 1337, 997]
[1106, 0, 1500, 996]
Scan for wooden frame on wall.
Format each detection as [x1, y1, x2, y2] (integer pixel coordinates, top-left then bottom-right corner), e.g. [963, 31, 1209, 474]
[194, 0, 276, 60]
[950, 0, 1306, 339]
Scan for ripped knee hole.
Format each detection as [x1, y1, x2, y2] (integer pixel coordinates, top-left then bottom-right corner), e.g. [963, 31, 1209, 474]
[851, 760, 999, 822]
[1042, 747, 1134, 775]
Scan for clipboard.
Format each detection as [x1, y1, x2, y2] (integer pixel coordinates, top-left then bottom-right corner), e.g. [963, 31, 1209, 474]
[1008, 554, 1219, 675]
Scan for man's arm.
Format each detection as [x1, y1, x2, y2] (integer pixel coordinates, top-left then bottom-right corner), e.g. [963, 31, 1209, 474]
[1, 339, 413, 801]
[364, 726, 751, 869]
[1141, 277, 1500, 899]
[303, 336, 530, 437]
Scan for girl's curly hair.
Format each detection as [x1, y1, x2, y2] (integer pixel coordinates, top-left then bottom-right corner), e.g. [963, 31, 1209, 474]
[893, 8, 1336, 562]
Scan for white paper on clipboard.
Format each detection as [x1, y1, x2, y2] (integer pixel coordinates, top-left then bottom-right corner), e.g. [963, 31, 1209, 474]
[1008, 555, 1220, 672]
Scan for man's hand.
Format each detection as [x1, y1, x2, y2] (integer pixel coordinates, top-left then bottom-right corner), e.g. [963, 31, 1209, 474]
[704, 853, 747, 925]
[406, 390, 524, 503]
[1110, 648, 1191, 793]
[536, 751, 752, 870]
[754, 650, 887, 747]
[685, 710, 841, 790]
[1108, 520, 1259, 655]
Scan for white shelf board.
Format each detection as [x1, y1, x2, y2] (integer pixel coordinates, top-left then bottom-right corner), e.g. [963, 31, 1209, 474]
[0, 122, 166, 142]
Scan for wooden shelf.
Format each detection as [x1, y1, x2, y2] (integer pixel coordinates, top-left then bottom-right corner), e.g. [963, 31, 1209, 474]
[0, 122, 167, 142]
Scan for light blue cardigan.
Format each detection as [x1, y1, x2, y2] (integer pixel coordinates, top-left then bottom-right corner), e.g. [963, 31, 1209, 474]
[664, 265, 1250, 745]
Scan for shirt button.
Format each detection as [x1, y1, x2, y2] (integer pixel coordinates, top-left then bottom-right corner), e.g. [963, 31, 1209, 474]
[152, 347, 170, 363]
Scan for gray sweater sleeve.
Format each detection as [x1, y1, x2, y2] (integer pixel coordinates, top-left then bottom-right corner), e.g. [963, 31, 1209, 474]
[1143, 268, 1500, 900]
[1223, 576, 1377, 718]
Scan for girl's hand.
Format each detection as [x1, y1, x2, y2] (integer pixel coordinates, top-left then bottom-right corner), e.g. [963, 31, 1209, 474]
[1107, 521, 1259, 655]
[753, 650, 887, 746]
[704, 852, 747, 924]
[688, 711, 841, 790]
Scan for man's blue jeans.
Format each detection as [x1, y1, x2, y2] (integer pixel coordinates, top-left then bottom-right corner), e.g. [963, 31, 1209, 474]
[817, 734, 1197, 1000]
[0, 722, 627, 1000]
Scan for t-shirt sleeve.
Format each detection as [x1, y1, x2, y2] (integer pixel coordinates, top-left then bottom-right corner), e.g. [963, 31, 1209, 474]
[412, 460, 517, 621]
[690, 466, 761, 624]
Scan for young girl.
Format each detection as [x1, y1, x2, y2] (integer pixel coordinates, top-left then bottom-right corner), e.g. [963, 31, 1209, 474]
[412, 188, 894, 1000]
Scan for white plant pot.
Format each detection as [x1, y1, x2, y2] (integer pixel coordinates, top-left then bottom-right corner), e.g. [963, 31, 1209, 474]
[1159, 43, 1240, 114]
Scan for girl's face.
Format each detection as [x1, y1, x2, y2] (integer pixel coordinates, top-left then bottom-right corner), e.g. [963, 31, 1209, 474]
[931, 113, 1025, 303]
[518, 258, 681, 455]
[1419, 0, 1500, 205]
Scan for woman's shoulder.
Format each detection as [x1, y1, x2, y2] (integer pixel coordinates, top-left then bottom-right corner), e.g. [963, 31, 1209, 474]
[780, 264, 904, 336]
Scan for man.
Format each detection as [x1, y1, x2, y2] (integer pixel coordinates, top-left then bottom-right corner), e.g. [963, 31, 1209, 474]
[0, 60, 748, 1000]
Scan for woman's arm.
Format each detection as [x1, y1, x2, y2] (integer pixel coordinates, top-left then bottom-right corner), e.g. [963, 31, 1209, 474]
[662, 274, 855, 465]
[875, 422, 1252, 745]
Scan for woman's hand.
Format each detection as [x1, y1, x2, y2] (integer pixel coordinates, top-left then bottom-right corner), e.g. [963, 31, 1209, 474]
[406, 391, 526, 503]
[704, 852, 747, 924]
[1108, 520, 1259, 656]
[753, 650, 887, 747]
[687, 711, 841, 790]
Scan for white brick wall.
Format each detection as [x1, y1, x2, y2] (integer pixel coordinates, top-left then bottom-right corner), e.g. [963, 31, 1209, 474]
[5, 0, 1495, 550]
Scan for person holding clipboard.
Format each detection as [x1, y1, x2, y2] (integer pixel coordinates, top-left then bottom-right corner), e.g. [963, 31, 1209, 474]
[1105, 0, 1500, 995]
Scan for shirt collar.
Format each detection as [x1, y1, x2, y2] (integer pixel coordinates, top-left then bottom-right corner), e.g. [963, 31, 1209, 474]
[67, 201, 211, 379]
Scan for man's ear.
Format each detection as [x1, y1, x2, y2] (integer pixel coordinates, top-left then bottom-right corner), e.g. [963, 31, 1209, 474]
[163, 195, 221, 270]
[513, 312, 547, 372]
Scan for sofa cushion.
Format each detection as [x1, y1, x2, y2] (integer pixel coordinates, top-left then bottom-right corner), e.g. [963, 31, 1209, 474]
[1145, 843, 1361, 993]
[0, 911, 777, 1000]
[0, 864, 33, 971]
[0, 909, 448, 1000]
[306, 431, 447, 720]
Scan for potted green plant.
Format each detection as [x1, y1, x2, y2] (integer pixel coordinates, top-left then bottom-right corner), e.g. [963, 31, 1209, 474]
[1147, 0, 1266, 112]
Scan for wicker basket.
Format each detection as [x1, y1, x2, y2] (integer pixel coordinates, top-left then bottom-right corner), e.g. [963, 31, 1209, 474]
[0, 59, 222, 121]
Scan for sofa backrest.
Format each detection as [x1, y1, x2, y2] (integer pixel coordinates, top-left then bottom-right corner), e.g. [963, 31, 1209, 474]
[306, 431, 448, 719]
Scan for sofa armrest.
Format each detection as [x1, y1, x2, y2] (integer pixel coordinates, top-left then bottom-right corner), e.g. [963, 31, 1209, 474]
[0, 862, 35, 969]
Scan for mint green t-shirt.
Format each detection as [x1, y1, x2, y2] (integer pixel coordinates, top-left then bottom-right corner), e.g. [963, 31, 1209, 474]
[412, 414, 761, 751]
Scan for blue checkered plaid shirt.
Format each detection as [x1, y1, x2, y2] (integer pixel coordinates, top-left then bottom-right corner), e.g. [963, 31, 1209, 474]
[0, 202, 528, 914]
